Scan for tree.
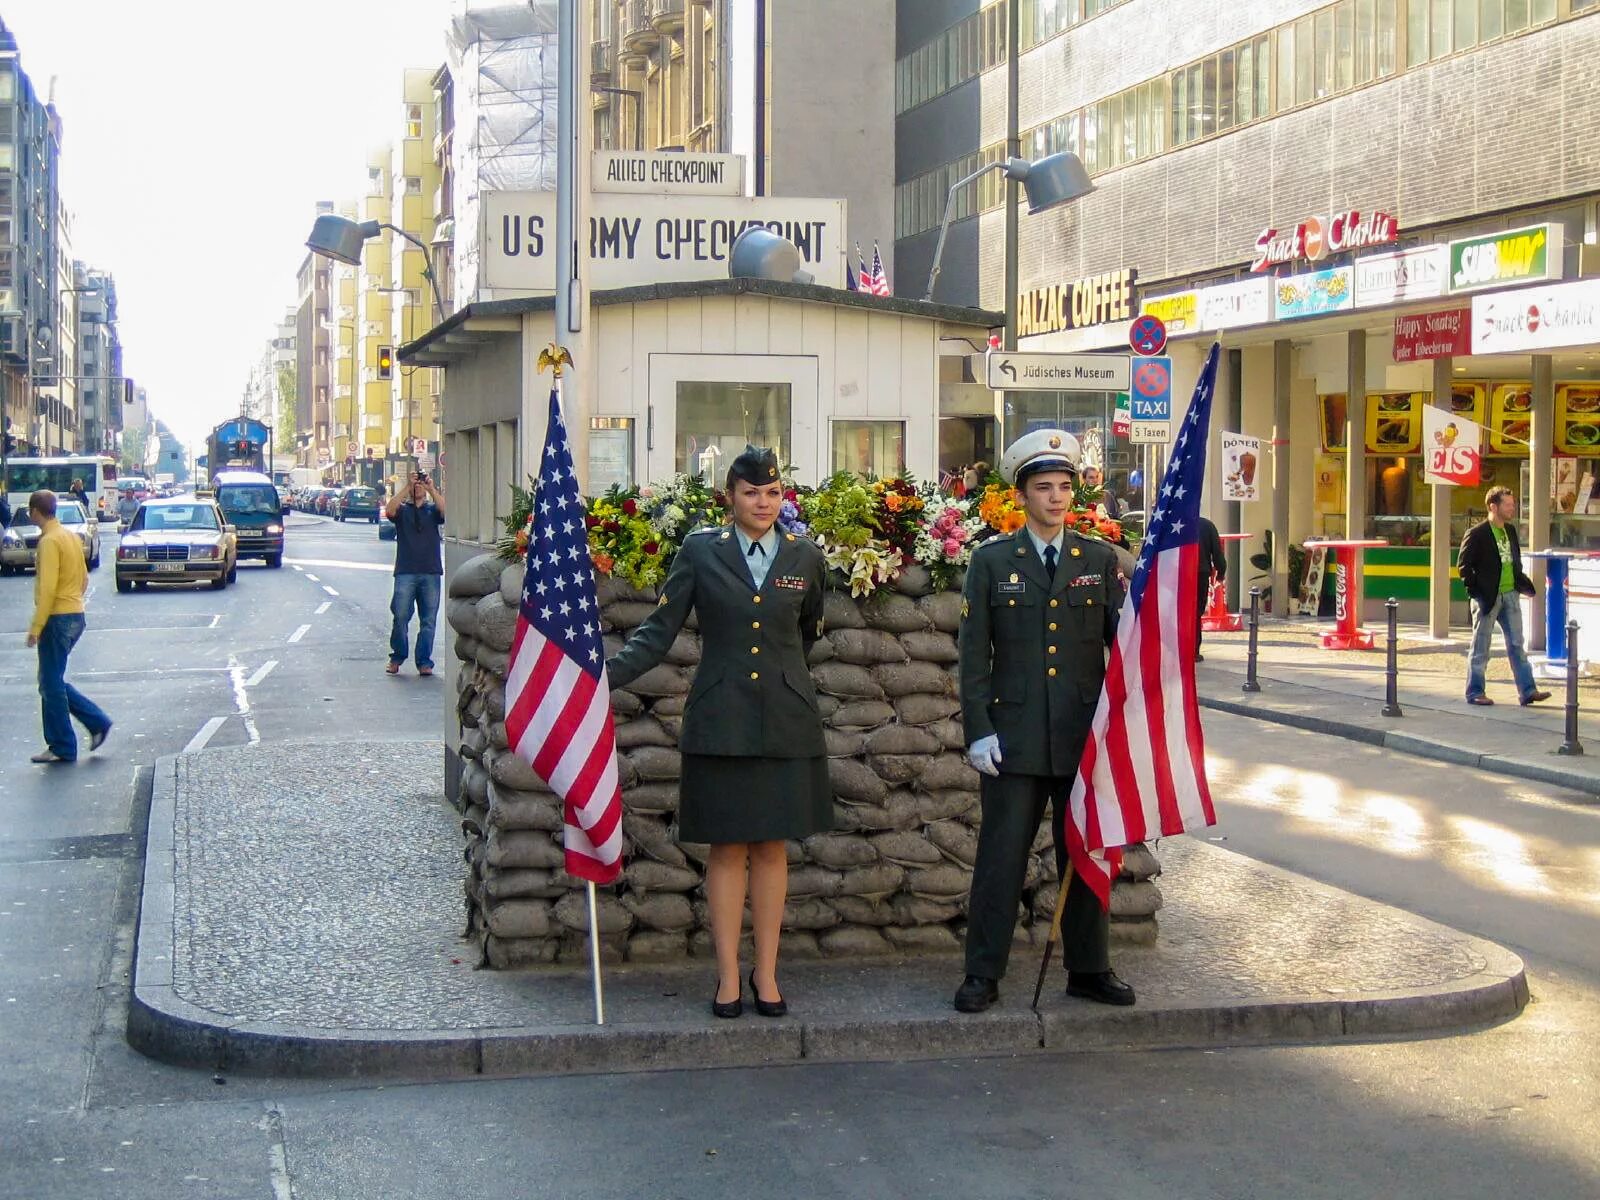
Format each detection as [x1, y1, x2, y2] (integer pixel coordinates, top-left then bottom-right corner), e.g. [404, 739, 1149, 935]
[119, 426, 148, 475]
[275, 365, 299, 456]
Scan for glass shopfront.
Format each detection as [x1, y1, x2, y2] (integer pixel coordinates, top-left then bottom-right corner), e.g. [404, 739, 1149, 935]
[675, 381, 791, 481]
[1002, 389, 1134, 497]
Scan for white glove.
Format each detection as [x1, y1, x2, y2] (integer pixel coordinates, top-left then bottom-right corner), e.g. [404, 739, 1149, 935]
[967, 734, 1003, 777]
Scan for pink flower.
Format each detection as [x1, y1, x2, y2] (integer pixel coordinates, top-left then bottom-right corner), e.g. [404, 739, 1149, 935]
[943, 538, 962, 557]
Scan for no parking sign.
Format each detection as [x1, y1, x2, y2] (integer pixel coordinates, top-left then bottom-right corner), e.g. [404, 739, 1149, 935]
[1128, 355, 1172, 443]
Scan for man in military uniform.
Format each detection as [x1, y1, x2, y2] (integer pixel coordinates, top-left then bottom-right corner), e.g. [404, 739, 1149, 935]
[953, 429, 1136, 1013]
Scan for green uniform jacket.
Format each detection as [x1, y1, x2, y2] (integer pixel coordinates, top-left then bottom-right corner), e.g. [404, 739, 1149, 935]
[958, 529, 1123, 777]
[606, 526, 828, 758]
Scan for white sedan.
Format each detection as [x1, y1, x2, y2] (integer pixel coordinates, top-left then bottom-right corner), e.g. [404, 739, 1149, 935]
[0, 499, 101, 574]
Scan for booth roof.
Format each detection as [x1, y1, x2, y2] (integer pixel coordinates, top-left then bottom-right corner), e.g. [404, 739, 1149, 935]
[397, 277, 1005, 367]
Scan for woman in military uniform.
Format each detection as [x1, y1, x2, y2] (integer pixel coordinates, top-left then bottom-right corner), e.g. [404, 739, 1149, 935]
[606, 446, 831, 1019]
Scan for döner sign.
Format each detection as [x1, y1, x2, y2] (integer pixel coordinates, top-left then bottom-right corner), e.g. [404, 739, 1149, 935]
[1250, 210, 1399, 272]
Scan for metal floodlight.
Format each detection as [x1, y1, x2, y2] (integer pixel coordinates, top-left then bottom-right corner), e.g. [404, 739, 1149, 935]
[729, 227, 816, 286]
[306, 214, 382, 266]
[1015, 152, 1095, 215]
[923, 152, 1093, 301]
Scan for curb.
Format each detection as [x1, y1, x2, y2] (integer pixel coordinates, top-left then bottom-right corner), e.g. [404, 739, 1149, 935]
[130, 756, 1531, 1081]
[1199, 693, 1600, 797]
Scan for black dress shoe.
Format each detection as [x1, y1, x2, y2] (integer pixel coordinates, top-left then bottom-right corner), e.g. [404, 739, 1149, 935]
[749, 970, 787, 1017]
[711, 982, 742, 1019]
[953, 974, 999, 1013]
[1066, 969, 1137, 1007]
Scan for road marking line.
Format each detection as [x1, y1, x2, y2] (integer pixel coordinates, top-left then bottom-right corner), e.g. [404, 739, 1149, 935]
[323, 585, 339, 596]
[305, 574, 319, 582]
[314, 601, 331, 615]
[208, 614, 222, 629]
[182, 717, 227, 754]
[288, 624, 311, 643]
[283, 557, 391, 573]
[244, 660, 278, 688]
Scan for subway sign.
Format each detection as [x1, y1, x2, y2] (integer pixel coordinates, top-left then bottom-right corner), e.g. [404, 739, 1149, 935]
[1447, 223, 1563, 294]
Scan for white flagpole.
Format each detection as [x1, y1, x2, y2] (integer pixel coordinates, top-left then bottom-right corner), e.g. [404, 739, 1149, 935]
[586, 881, 606, 1025]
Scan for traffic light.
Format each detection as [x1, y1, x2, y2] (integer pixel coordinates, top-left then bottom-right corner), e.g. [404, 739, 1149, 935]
[376, 346, 394, 381]
[123, 378, 136, 405]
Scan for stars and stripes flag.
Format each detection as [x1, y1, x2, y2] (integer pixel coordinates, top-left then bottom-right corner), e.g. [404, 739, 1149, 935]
[1066, 343, 1221, 907]
[868, 242, 892, 296]
[504, 388, 625, 884]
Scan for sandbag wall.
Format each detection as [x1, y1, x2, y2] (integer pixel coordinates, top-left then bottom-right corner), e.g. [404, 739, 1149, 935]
[445, 552, 1163, 969]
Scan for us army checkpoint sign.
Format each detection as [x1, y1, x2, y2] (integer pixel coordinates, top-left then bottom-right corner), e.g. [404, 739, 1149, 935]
[984, 351, 1131, 392]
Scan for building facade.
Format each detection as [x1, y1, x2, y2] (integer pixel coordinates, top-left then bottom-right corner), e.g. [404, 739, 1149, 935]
[388, 68, 444, 464]
[296, 203, 335, 473]
[74, 264, 121, 457]
[895, 0, 1600, 631]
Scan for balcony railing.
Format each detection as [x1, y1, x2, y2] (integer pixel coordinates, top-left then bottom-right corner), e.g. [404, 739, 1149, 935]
[620, 0, 659, 53]
[591, 38, 612, 85]
[650, 0, 685, 34]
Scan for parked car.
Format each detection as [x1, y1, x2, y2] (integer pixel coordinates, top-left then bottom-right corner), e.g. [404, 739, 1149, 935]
[275, 484, 292, 515]
[115, 496, 238, 592]
[377, 513, 396, 541]
[0, 499, 100, 574]
[337, 486, 381, 522]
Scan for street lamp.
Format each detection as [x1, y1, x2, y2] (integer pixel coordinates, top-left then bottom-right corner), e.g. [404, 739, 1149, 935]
[304, 215, 448, 329]
[922, 152, 1094, 302]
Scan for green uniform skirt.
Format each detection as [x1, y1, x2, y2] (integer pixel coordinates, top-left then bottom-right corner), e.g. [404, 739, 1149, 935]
[677, 754, 834, 845]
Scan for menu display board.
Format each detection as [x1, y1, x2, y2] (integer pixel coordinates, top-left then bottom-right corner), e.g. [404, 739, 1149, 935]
[1365, 392, 1422, 454]
[1556, 384, 1600, 455]
[1488, 383, 1533, 455]
[1447, 382, 1486, 426]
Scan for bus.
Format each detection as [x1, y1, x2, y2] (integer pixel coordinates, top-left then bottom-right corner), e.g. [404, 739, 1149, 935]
[2, 456, 120, 521]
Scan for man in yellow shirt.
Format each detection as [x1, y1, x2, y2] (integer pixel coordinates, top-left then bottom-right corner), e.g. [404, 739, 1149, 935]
[25, 491, 111, 764]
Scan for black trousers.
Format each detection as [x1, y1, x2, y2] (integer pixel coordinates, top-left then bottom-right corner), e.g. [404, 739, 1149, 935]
[963, 772, 1110, 981]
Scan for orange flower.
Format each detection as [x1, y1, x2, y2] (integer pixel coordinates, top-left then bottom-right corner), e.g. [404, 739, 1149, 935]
[514, 528, 530, 551]
[591, 550, 615, 575]
[885, 493, 905, 512]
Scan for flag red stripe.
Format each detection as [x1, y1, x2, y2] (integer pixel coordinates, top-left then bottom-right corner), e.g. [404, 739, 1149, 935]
[505, 633, 563, 749]
[567, 721, 623, 845]
[531, 667, 599, 780]
[1143, 551, 1185, 837]
[1176, 562, 1216, 829]
[1100, 636, 1145, 845]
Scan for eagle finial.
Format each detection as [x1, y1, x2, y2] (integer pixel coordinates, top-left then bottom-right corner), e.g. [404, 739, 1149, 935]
[537, 342, 574, 377]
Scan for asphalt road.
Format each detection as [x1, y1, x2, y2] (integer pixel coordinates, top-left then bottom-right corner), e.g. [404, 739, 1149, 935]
[0, 521, 1595, 1199]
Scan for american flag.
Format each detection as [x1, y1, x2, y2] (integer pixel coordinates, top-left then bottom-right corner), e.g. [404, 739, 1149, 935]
[1066, 343, 1221, 906]
[868, 242, 892, 297]
[856, 243, 871, 293]
[504, 388, 625, 885]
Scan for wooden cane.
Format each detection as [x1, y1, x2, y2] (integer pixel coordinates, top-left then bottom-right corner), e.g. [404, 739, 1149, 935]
[1030, 862, 1075, 1011]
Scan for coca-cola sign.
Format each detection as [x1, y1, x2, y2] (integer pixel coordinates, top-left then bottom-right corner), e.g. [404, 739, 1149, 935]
[1250, 210, 1400, 273]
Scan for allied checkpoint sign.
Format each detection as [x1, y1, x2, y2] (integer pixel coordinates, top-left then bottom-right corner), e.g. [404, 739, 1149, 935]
[484, 191, 847, 290]
[1128, 355, 1173, 443]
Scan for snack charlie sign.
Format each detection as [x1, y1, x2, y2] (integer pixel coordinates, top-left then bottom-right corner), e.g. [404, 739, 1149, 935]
[1422, 404, 1481, 487]
[484, 191, 847, 291]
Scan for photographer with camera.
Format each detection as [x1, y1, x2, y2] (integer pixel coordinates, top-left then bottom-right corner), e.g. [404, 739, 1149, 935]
[383, 471, 446, 677]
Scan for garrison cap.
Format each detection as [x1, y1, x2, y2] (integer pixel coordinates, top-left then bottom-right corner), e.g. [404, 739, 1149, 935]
[728, 444, 782, 485]
[1000, 428, 1081, 487]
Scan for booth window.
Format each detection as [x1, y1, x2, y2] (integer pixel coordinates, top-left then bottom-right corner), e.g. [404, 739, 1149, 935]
[833, 421, 907, 479]
[676, 382, 791, 481]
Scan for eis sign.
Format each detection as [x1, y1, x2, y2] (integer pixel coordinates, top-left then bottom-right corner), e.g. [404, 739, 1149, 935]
[1251, 211, 1399, 273]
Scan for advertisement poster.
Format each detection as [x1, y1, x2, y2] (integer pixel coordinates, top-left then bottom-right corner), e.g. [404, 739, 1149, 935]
[1274, 266, 1354, 319]
[1365, 392, 1422, 455]
[1488, 383, 1533, 455]
[1422, 404, 1482, 486]
[1556, 384, 1600, 455]
[1220, 433, 1261, 501]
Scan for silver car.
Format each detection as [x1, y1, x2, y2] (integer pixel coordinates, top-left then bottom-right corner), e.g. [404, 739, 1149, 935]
[115, 496, 238, 592]
[0, 499, 101, 574]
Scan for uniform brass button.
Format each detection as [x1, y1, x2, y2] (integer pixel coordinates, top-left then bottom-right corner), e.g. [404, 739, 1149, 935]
[1048, 622, 1058, 631]
[1049, 599, 1059, 608]
[751, 646, 760, 655]
[753, 595, 762, 604]
[1008, 599, 1016, 607]
[751, 621, 761, 629]
[1047, 646, 1057, 654]
[1086, 598, 1094, 606]
[750, 671, 760, 680]
[1048, 667, 1057, 677]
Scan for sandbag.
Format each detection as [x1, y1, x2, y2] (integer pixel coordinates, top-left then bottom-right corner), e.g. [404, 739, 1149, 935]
[899, 630, 959, 663]
[622, 812, 688, 867]
[811, 662, 885, 700]
[860, 592, 930, 634]
[892, 693, 962, 727]
[818, 926, 892, 957]
[882, 924, 960, 953]
[483, 935, 559, 968]
[629, 746, 682, 781]
[803, 832, 880, 870]
[828, 628, 909, 666]
[621, 892, 695, 931]
[825, 700, 897, 729]
[484, 899, 554, 939]
[917, 592, 964, 634]
[615, 716, 675, 750]
[621, 783, 680, 816]
[868, 754, 934, 785]
[873, 662, 955, 698]
[864, 725, 942, 756]
[624, 859, 700, 893]
[485, 828, 565, 870]
[628, 931, 690, 962]
[554, 891, 633, 934]
[836, 862, 907, 899]
[785, 866, 843, 899]
[870, 830, 942, 867]
[476, 592, 518, 653]
[781, 898, 842, 930]
[449, 553, 503, 599]
[823, 590, 866, 630]
[925, 819, 979, 867]
[828, 757, 888, 804]
[446, 596, 482, 639]
[827, 895, 895, 925]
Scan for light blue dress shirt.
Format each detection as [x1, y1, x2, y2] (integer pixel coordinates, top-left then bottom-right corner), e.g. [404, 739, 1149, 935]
[1026, 526, 1065, 570]
[735, 525, 781, 588]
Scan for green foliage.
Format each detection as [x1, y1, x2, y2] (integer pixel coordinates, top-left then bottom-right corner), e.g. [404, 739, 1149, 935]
[802, 472, 881, 550]
[275, 365, 298, 455]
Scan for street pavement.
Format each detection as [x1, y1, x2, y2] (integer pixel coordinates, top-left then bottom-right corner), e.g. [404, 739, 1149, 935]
[0, 518, 1596, 1198]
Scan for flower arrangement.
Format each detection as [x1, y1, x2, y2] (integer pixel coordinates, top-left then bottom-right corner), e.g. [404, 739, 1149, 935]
[500, 465, 1125, 599]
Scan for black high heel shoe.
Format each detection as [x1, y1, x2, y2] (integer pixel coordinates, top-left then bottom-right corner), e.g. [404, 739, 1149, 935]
[711, 980, 742, 1019]
[749, 970, 787, 1018]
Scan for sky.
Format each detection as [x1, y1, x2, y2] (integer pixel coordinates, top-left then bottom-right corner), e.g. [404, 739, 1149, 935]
[5, 0, 454, 452]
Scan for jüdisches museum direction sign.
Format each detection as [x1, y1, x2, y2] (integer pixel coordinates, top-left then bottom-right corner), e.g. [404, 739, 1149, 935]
[484, 190, 847, 290]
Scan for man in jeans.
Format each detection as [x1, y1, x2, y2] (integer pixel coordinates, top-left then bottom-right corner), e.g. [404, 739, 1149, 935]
[25, 490, 112, 763]
[1457, 486, 1550, 707]
[384, 472, 446, 676]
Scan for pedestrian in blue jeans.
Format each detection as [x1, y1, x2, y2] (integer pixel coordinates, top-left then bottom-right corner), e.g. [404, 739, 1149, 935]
[1457, 486, 1551, 708]
[383, 472, 446, 676]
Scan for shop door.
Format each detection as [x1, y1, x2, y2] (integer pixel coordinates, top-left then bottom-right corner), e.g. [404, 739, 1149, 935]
[646, 354, 820, 486]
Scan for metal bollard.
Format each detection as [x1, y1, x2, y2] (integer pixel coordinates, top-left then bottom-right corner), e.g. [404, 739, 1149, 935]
[1381, 597, 1403, 718]
[1243, 587, 1262, 693]
[1558, 619, 1584, 757]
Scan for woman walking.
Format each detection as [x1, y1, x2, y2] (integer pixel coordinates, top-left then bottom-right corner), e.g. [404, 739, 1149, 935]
[606, 446, 832, 1019]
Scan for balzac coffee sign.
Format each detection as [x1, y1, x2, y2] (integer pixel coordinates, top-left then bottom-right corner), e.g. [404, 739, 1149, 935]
[1251, 210, 1399, 273]
[1016, 268, 1138, 337]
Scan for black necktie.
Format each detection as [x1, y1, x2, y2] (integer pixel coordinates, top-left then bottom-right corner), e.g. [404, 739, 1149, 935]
[748, 541, 764, 557]
[1044, 545, 1058, 576]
